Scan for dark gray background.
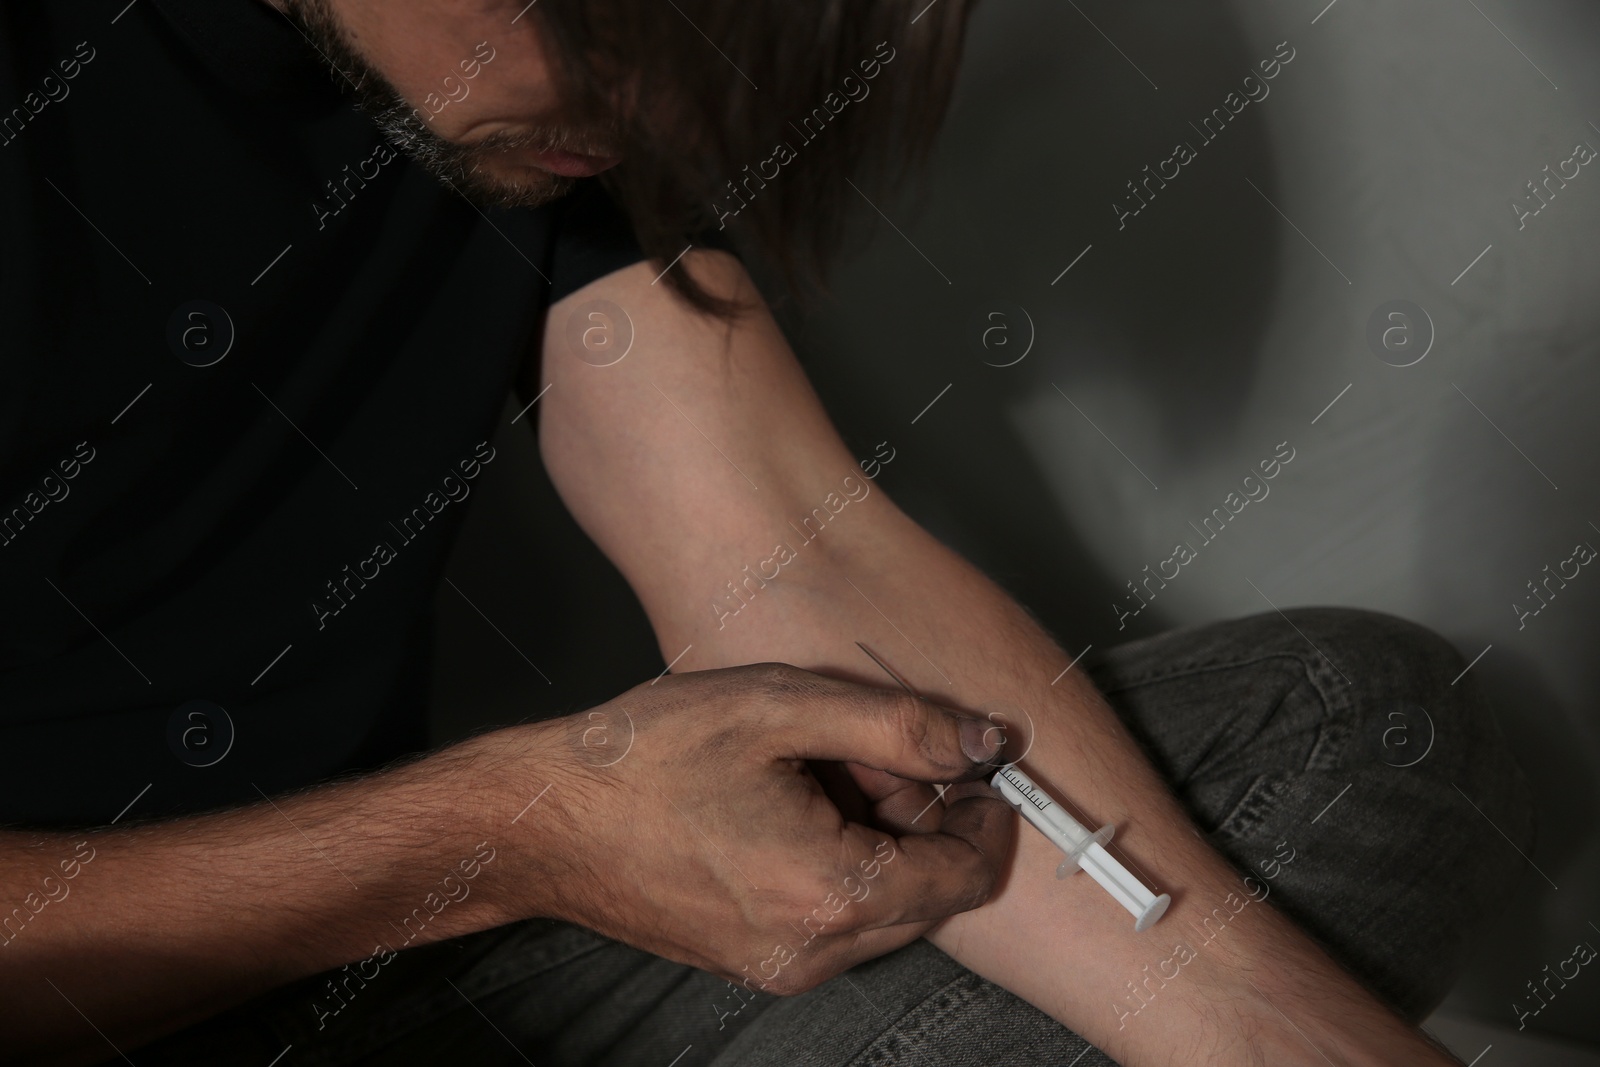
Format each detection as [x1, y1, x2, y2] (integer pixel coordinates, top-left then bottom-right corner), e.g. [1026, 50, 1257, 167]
[430, 0, 1600, 1058]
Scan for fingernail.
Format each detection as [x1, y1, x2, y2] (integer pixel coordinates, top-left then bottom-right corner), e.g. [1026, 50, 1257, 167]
[960, 717, 1004, 763]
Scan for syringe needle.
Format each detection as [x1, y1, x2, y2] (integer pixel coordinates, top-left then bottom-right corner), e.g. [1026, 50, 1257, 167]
[856, 641, 920, 698]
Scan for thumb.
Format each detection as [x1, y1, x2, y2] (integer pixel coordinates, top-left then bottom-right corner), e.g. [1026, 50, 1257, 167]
[766, 673, 1007, 783]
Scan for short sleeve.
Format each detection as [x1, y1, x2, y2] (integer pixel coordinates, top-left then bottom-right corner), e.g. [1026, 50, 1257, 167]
[546, 177, 739, 305]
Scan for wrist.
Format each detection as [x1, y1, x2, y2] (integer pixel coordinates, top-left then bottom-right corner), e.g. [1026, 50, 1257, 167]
[442, 717, 591, 931]
[274, 735, 528, 960]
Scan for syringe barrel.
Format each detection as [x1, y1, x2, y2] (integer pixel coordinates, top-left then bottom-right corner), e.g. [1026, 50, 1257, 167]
[991, 767, 1095, 852]
[1039, 805, 1094, 851]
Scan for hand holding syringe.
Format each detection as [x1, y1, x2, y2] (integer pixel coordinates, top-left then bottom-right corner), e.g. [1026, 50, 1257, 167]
[856, 643, 1170, 932]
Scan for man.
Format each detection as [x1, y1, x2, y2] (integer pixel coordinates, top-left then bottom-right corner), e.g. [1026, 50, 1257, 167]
[0, 1, 1533, 1064]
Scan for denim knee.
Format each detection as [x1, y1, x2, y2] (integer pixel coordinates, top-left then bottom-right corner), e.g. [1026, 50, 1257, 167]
[1270, 608, 1529, 799]
[1230, 607, 1537, 1019]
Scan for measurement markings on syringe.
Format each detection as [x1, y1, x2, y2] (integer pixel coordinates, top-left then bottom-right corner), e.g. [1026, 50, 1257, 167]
[1000, 767, 1054, 812]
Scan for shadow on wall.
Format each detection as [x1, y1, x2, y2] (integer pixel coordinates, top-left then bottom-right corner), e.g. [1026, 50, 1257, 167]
[782, 1, 1284, 656]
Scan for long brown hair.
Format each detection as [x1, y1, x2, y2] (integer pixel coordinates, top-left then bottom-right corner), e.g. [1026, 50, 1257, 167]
[530, 1, 976, 319]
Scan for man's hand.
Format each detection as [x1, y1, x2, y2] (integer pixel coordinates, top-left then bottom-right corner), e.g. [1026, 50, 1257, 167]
[499, 663, 1013, 996]
[0, 661, 1005, 1064]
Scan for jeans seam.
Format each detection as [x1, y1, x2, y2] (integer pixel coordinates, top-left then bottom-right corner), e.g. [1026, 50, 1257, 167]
[1123, 648, 1353, 842]
[1094, 650, 1324, 697]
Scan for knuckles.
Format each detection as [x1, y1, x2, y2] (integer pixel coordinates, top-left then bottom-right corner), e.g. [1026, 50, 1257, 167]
[884, 691, 935, 758]
[744, 661, 826, 702]
[735, 945, 843, 998]
[685, 662, 820, 720]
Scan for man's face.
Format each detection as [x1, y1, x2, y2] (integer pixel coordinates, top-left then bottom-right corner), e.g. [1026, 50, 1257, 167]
[277, 0, 626, 208]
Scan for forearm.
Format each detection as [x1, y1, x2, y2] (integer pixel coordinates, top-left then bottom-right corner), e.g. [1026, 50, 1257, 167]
[0, 731, 531, 1065]
[645, 496, 1455, 1067]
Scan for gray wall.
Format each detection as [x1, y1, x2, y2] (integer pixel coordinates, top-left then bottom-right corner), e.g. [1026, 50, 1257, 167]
[432, 0, 1600, 1049]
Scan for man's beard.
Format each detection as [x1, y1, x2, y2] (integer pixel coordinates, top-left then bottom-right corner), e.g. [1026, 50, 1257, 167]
[280, 0, 605, 209]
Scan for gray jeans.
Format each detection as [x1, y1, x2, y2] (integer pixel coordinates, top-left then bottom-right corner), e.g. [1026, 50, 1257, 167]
[131, 608, 1536, 1067]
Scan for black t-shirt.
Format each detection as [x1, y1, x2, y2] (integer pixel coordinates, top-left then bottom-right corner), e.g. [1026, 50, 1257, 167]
[0, 0, 658, 828]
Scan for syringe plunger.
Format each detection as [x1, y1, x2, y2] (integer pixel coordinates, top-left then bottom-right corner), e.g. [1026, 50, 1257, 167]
[992, 765, 1170, 932]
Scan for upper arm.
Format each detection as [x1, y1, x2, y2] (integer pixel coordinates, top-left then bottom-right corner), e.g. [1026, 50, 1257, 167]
[529, 251, 883, 645]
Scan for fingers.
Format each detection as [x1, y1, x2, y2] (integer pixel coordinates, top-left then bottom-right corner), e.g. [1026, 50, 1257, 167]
[829, 792, 1016, 933]
[810, 759, 875, 825]
[727, 803, 1010, 997]
[939, 778, 1001, 805]
[756, 665, 1007, 784]
[841, 762, 947, 834]
[813, 920, 934, 984]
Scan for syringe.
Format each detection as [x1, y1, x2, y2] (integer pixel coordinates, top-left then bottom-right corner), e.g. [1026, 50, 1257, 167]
[991, 762, 1170, 932]
[853, 641, 1170, 932]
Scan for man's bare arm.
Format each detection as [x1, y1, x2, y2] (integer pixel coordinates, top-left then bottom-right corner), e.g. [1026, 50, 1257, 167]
[534, 251, 1459, 1067]
[2, 669, 1011, 1065]
[0, 734, 522, 1066]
